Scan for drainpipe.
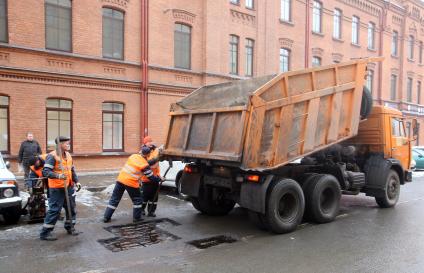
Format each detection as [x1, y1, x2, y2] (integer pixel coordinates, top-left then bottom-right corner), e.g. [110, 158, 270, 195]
[398, 8, 406, 110]
[305, 0, 310, 68]
[141, 0, 149, 139]
[377, 4, 387, 105]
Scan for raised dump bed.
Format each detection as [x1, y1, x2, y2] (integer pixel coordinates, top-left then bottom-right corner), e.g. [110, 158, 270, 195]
[163, 58, 380, 170]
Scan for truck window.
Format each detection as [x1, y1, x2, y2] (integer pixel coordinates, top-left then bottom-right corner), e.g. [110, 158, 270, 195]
[399, 121, 406, 137]
[391, 118, 401, 137]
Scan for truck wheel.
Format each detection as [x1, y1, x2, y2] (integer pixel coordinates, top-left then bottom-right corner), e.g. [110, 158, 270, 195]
[360, 86, 373, 119]
[2, 205, 21, 224]
[375, 170, 400, 208]
[264, 179, 305, 234]
[304, 174, 341, 223]
[298, 173, 320, 189]
[190, 186, 236, 216]
[248, 210, 268, 230]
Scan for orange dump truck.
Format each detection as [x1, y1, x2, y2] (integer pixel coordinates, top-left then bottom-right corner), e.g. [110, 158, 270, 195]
[162, 58, 416, 234]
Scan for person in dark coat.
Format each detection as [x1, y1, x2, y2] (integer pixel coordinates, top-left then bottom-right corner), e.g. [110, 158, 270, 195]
[18, 132, 42, 179]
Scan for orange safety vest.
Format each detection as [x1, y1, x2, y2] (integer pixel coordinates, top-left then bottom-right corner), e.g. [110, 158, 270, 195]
[47, 151, 73, 189]
[29, 154, 47, 178]
[117, 154, 149, 188]
[141, 148, 160, 183]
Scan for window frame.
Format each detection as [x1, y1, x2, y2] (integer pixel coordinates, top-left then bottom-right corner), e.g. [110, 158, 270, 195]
[279, 48, 290, 73]
[281, 0, 291, 22]
[419, 41, 423, 64]
[102, 7, 125, 60]
[246, 0, 254, 9]
[352, 16, 360, 45]
[229, 35, 239, 75]
[230, 0, 240, 5]
[0, 94, 10, 154]
[312, 56, 321, 67]
[46, 98, 73, 153]
[312, 1, 322, 34]
[390, 74, 397, 101]
[367, 22, 375, 50]
[245, 38, 254, 77]
[102, 102, 124, 152]
[366, 69, 374, 94]
[408, 35, 415, 60]
[333, 8, 342, 39]
[407, 77, 413, 103]
[418, 80, 422, 105]
[391, 30, 398, 57]
[0, 0, 8, 43]
[174, 23, 192, 70]
[44, 0, 73, 52]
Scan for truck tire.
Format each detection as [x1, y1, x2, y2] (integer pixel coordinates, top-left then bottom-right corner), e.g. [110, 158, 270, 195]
[375, 170, 400, 208]
[264, 179, 305, 234]
[298, 173, 320, 189]
[190, 186, 236, 216]
[303, 174, 341, 223]
[2, 205, 21, 224]
[360, 86, 373, 119]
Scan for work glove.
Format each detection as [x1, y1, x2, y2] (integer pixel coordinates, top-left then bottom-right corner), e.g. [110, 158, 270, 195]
[57, 174, 68, 180]
[75, 182, 82, 192]
[158, 145, 164, 154]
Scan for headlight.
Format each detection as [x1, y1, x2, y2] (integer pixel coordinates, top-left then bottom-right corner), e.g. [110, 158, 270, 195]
[3, 188, 14, 198]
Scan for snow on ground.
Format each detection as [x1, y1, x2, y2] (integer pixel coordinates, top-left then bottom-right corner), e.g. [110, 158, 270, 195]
[413, 171, 424, 178]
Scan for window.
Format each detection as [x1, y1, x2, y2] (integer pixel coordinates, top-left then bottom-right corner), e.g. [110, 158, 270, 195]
[392, 31, 398, 56]
[0, 0, 7, 43]
[174, 24, 191, 69]
[0, 96, 9, 153]
[419, 41, 423, 64]
[333, 9, 342, 39]
[390, 74, 397, 101]
[391, 118, 406, 137]
[408, 35, 415, 60]
[312, 1, 322, 33]
[312, 56, 321, 67]
[366, 70, 374, 95]
[45, 0, 72, 51]
[46, 99, 72, 152]
[279, 48, 290, 72]
[102, 8, 124, 60]
[281, 0, 291, 22]
[352, 16, 359, 45]
[418, 81, 422, 105]
[246, 0, 254, 9]
[367, 22, 375, 49]
[407, 77, 413, 103]
[229, 35, 239, 75]
[103, 102, 124, 151]
[245, 39, 254, 77]
[230, 0, 239, 4]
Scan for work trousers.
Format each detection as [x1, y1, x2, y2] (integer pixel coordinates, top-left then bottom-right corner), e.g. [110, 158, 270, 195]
[104, 181, 143, 221]
[40, 187, 76, 237]
[141, 182, 159, 214]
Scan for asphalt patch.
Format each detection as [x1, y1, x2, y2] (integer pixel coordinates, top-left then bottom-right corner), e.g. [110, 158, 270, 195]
[98, 218, 181, 252]
[187, 235, 237, 249]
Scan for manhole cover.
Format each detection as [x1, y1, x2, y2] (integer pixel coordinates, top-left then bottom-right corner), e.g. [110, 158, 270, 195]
[98, 218, 180, 252]
[187, 235, 237, 249]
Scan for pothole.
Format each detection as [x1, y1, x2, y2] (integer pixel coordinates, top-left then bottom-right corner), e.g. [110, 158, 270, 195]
[98, 218, 180, 252]
[187, 235, 237, 249]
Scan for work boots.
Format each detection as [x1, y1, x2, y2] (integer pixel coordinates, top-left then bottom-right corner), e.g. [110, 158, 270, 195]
[40, 233, 57, 241]
[66, 228, 82, 236]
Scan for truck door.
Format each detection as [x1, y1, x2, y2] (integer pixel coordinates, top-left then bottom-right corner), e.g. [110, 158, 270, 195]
[390, 117, 410, 170]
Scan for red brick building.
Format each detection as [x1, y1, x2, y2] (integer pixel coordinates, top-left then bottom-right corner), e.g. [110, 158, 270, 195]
[0, 0, 423, 172]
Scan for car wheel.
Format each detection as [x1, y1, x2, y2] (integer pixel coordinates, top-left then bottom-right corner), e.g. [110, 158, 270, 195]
[2, 205, 22, 224]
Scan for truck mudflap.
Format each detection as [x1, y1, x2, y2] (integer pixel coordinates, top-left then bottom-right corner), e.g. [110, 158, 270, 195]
[405, 170, 412, 182]
[239, 175, 274, 214]
[180, 172, 202, 198]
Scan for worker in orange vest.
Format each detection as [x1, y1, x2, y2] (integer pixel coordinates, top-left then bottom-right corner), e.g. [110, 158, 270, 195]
[27, 154, 48, 191]
[141, 136, 162, 217]
[39, 136, 81, 241]
[103, 146, 162, 223]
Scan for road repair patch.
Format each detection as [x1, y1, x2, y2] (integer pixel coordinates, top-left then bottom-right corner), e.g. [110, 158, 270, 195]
[187, 235, 237, 249]
[98, 218, 181, 252]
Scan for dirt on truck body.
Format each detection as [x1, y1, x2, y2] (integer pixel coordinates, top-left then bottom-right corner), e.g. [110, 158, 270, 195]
[162, 58, 416, 234]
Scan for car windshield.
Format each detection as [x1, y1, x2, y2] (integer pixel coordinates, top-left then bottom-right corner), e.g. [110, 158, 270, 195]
[413, 149, 424, 157]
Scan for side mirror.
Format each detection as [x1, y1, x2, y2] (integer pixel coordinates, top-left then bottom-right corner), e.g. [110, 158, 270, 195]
[5, 161, 10, 169]
[412, 119, 419, 140]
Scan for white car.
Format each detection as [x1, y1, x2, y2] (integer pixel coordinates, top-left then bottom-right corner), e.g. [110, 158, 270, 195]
[159, 161, 186, 194]
[0, 153, 22, 224]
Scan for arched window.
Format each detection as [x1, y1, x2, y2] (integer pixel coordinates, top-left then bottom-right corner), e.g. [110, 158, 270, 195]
[45, 0, 72, 51]
[0, 95, 9, 153]
[174, 23, 191, 69]
[245, 39, 254, 77]
[366, 70, 374, 95]
[333, 9, 342, 39]
[103, 102, 124, 151]
[391, 31, 398, 56]
[281, 0, 291, 22]
[352, 16, 360, 45]
[367, 22, 375, 49]
[46, 98, 72, 151]
[102, 8, 124, 60]
[312, 1, 322, 33]
[229, 35, 239, 75]
[279, 48, 290, 72]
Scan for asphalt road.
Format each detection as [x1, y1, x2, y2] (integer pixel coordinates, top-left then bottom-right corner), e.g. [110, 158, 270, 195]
[1, 173, 424, 273]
